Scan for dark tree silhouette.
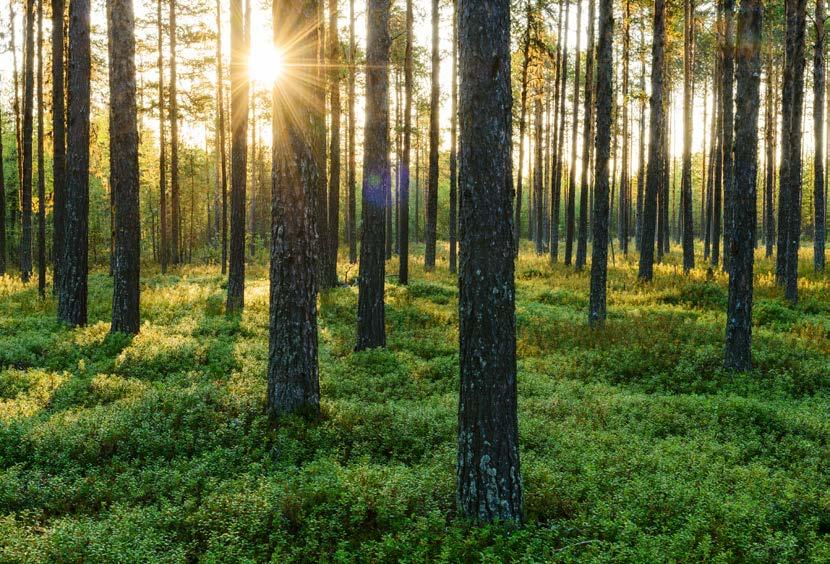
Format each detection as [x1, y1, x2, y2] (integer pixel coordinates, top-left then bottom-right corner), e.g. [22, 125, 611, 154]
[36, 0, 45, 296]
[169, 0, 181, 265]
[424, 0, 440, 271]
[347, 0, 357, 265]
[157, 0, 168, 274]
[399, 0, 413, 284]
[324, 0, 341, 288]
[575, 0, 596, 270]
[551, 0, 570, 263]
[515, 2, 532, 251]
[449, 0, 458, 273]
[0, 107, 5, 277]
[725, 0, 761, 371]
[356, 0, 390, 351]
[565, 0, 583, 267]
[720, 0, 735, 273]
[58, 0, 91, 326]
[814, 0, 825, 272]
[109, 0, 141, 334]
[21, 0, 34, 282]
[456, 0, 523, 524]
[589, 0, 613, 326]
[215, 0, 228, 275]
[268, 0, 321, 419]
[51, 0, 65, 292]
[638, 0, 666, 282]
[681, 0, 695, 273]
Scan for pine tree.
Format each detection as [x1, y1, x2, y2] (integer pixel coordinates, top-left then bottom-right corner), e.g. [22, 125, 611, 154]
[424, 0, 440, 271]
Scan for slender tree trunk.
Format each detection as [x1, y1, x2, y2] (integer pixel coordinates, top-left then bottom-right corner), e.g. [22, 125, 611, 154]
[721, 0, 735, 273]
[58, 0, 90, 326]
[637, 0, 665, 281]
[618, 0, 631, 257]
[424, 0, 440, 271]
[725, 0, 761, 370]
[249, 94, 257, 258]
[635, 24, 646, 251]
[325, 0, 341, 286]
[552, 0, 570, 263]
[109, 0, 140, 334]
[576, 0, 596, 270]
[534, 96, 544, 255]
[764, 56, 775, 257]
[681, 0, 695, 272]
[216, 0, 228, 274]
[514, 2, 532, 251]
[51, 0, 65, 292]
[565, 0, 583, 266]
[457, 0, 523, 523]
[399, 0, 412, 284]
[157, 0, 167, 273]
[36, 0, 44, 295]
[11, 2, 23, 231]
[0, 107, 5, 276]
[21, 0, 34, 282]
[169, 0, 181, 265]
[227, 0, 249, 311]
[347, 0, 357, 265]
[314, 2, 328, 282]
[268, 0, 321, 419]
[590, 0, 613, 325]
[814, 0, 826, 272]
[356, 0, 390, 350]
[449, 0, 458, 273]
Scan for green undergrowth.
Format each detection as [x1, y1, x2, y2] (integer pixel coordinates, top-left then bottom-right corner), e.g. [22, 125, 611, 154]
[0, 243, 828, 562]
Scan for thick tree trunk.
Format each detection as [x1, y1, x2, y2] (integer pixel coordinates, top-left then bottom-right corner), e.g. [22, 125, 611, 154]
[681, 0, 695, 272]
[551, 0, 570, 263]
[776, 0, 807, 303]
[721, 0, 735, 273]
[58, 0, 90, 326]
[268, 0, 321, 420]
[325, 0, 341, 286]
[36, 0, 44, 295]
[637, 0, 665, 281]
[109, 0, 140, 334]
[449, 0, 458, 273]
[347, 0, 357, 265]
[51, 0, 65, 292]
[590, 0, 613, 325]
[565, 0, 583, 267]
[399, 0, 412, 284]
[424, 0, 440, 271]
[169, 0, 181, 265]
[814, 0, 826, 272]
[356, 0, 390, 350]
[21, 0, 34, 282]
[725, 0, 761, 371]
[457, 0, 522, 524]
[227, 0, 249, 311]
[576, 0, 596, 270]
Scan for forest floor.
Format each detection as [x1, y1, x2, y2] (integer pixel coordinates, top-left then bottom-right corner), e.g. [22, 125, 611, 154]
[0, 243, 828, 562]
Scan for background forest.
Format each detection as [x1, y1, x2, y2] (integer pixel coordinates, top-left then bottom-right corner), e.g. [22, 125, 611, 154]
[0, 0, 829, 561]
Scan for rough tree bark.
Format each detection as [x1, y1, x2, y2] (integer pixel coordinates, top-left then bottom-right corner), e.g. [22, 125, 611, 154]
[814, 0, 826, 272]
[227, 0, 249, 311]
[589, 0, 613, 326]
[721, 0, 735, 273]
[637, 0, 665, 281]
[457, 0, 523, 524]
[268, 0, 321, 420]
[58, 0, 90, 326]
[36, 0, 45, 295]
[724, 0, 761, 371]
[356, 0, 390, 350]
[51, 0, 65, 292]
[399, 0, 412, 284]
[109, 0, 141, 334]
[424, 0, 440, 271]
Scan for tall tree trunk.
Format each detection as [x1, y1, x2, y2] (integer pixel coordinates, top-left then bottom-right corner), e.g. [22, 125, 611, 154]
[227, 0, 249, 311]
[711, 34, 724, 267]
[514, 2, 532, 251]
[814, 0, 826, 272]
[157, 0, 167, 273]
[347, 0, 357, 265]
[21, 0, 34, 282]
[424, 0, 440, 271]
[552, 0, 570, 262]
[58, 0, 90, 326]
[356, 0, 390, 350]
[216, 0, 228, 274]
[776, 0, 807, 303]
[637, 0, 665, 281]
[534, 96, 544, 255]
[109, 0, 140, 334]
[0, 105, 5, 276]
[11, 2, 23, 231]
[764, 55, 775, 257]
[617, 0, 630, 257]
[590, 0, 613, 325]
[681, 0, 695, 272]
[565, 0, 583, 266]
[314, 1, 329, 282]
[399, 0, 412, 284]
[36, 0, 44, 295]
[325, 0, 341, 286]
[169, 0, 180, 265]
[268, 0, 321, 419]
[51, 0, 65, 292]
[449, 0, 458, 273]
[249, 93, 257, 258]
[635, 23, 646, 251]
[725, 0, 761, 370]
[457, 0, 523, 524]
[721, 0, 735, 273]
[576, 0, 596, 270]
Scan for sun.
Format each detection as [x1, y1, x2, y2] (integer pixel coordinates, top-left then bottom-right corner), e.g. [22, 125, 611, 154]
[248, 45, 285, 85]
